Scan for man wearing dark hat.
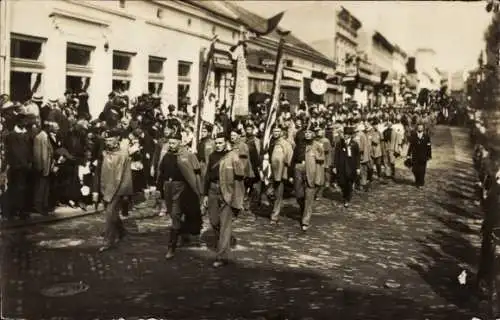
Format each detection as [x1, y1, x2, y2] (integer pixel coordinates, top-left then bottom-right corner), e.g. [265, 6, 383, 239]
[158, 128, 203, 259]
[333, 126, 361, 207]
[202, 132, 247, 267]
[291, 124, 325, 231]
[3, 113, 32, 220]
[406, 123, 432, 188]
[93, 128, 134, 251]
[269, 124, 294, 225]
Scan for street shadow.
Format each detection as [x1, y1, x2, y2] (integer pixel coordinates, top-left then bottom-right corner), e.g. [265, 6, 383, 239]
[1, 229, 476, 320]
[445, 189, 474, 201]
[410, 156, 489, 316]
[434, 200, 482, 220]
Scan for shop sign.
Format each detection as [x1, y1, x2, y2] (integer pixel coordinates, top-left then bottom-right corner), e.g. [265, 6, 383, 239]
[310, 79, 327, 95]
[283, 69, 302, 81]
[214, 55, 233, 66]
[261, 59, 276, 67]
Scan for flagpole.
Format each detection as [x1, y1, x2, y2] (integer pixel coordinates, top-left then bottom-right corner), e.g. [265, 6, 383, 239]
[193, 35, 218, 153]
[260, 33, 288, 185]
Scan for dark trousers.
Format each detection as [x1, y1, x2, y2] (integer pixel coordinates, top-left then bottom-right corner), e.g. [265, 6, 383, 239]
[103, 195, 127, 245]
[34, 174, 51, 214]
[339, 179, 354, 202]
[5, 168, 29, 218]
[477, 230, 497, 294]
[412, 162, 427, 186]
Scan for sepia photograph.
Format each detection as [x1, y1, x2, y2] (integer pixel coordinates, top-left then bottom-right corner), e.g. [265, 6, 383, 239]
[0, 0, 498, 318]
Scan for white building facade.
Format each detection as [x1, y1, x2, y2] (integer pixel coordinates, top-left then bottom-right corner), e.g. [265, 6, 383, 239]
[0, 0, 243, 118]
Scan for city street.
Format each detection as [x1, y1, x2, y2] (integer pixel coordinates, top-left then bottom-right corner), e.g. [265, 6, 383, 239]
[0, 126, 489, 319]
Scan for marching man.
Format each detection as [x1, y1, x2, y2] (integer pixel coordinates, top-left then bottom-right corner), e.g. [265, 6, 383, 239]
[202, 132, 247, 268]
[93, 129, 134, 252]
[157, 128, 203, 259]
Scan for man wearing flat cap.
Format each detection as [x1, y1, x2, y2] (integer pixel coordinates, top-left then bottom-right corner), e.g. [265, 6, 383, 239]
[291, 123, 325, 231]
[314, 125, 333, 199]
[202, 131, 247, 267]
[333, 126, 361, 207]
[158, 128, 203, 259]
[93, 128, 134, 251]
[269, 124, 294, 225]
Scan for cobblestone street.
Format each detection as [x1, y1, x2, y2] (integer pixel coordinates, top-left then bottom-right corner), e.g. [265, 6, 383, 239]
[0, 126, 488, 319]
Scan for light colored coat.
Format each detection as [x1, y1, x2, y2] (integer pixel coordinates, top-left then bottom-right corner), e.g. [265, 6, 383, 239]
[218, 148, 247, 210]
[33, 130, 54, 177]
[271, 137, 294, 181]
[367, 128, 382, 158]
[304, 141, 325, 187]
[355, 131, 371, 164]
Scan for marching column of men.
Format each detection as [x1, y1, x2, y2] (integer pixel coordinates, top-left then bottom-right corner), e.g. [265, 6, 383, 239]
[1, 91, 438, 268]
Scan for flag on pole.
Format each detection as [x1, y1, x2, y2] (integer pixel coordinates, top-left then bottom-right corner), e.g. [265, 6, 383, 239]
[230, 41, 249, 120]
[260, 35, 288, 185]
[193, 35, 218, 152]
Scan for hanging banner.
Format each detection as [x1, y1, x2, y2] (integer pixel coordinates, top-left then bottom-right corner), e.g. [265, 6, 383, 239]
[260, 36, 286, 185]
[201, 70, 216, 124]
[230, 42, 249, 119]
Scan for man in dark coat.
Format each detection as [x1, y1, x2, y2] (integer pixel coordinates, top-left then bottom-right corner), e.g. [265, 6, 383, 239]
[157, 130, 203, 259]
[4, 114, 32, 220]
[333, 126, 361, 207]
[406, 123, 432, 188]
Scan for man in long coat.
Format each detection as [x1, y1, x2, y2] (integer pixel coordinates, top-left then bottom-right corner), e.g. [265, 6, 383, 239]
[366, 121, 383, 181]
[406, 123, 432, 188]
[314, 126, 333, 199]
[157, 130, 203, 259]
[382, 120, 403, 180]
[202, 132, 247, 268]
[333, 126, 361, 207]
[354, 123, 371, 191]
[33, 121, 56, 216]
[92, 129, 134, 252]
[269, 125, 293, 224]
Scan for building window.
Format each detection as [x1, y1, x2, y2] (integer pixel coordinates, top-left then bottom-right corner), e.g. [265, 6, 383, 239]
[112, 51, 134, 93]
[177, 61, 192, 110]
[66, 43, 92, 66]
[157, 8, 163, 19]
[10, 37, 43, 60]
[119, 0, 126, 8]
[178, 61, 192, 79]
[149, 56, 166, 95]
[66, 43, 94, 94]
[113, 51, 132, 70]
[10, 34, 46, 102]
[149, 56, 165, 74]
